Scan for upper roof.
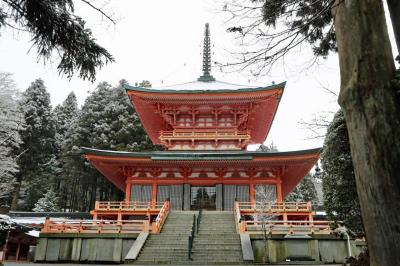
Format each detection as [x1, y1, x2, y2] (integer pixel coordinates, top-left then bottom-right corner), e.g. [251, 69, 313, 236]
[124, 80, 285, 94]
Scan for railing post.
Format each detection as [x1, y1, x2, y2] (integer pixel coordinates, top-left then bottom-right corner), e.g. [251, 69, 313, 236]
[95, 201, 100, 210]
[144, 220, 149, 233]
[239, 221, 246, 233]
[43, 217, 50, 233]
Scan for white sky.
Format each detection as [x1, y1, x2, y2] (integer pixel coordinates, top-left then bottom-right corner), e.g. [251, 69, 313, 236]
[0, 0, 398, 151]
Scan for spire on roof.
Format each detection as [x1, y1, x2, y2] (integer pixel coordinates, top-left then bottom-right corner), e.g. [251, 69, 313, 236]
[197, 23, 216, 82]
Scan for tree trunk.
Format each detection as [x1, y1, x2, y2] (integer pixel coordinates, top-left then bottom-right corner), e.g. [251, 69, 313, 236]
[387, 0, 400, 54]
[10, 177, 22, 211]
[332, 0, 400, 265]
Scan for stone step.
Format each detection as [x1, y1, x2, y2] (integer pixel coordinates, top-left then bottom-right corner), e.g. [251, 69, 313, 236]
[196, 233, 239, 237]
[193, 241, 240, 245]
[139, 253, 242, 259]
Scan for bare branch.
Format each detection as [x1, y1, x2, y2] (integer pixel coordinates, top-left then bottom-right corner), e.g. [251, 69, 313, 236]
[79, 0, 116, 24]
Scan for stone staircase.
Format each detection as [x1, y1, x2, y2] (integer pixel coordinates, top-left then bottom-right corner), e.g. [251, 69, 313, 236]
[132, 211, 197, 264]
[191, 211, 245, 264]
[131, 211, 245, 265]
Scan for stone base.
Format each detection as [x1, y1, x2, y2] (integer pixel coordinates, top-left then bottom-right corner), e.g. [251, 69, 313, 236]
[34, 233, 137, 263]
[251, 235, 367, 264]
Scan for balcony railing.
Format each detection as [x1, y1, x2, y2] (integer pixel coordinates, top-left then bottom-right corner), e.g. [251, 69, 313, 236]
[159, 129, 251, 143]
[240, 220, 332, 235]
[42, 201, 170, 234]
[42, 219, 149, 234]
[234, 201, 330, 235]
[237, 201, 313, 213]
[94, 201, 165, 211]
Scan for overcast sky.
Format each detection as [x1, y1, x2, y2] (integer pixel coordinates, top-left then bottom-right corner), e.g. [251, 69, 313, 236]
[0, 0, 398, 151]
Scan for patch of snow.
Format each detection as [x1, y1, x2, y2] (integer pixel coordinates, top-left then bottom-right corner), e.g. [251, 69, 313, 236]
[139, 80, 260, 91]
[27, 230, 40, 237]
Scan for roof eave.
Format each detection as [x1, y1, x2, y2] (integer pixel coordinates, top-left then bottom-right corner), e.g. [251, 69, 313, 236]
[123, 81, 286, 94]
[81, 147, 321, 160]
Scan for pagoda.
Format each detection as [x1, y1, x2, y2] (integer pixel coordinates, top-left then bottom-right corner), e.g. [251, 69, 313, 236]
[82, 23, 320, 219]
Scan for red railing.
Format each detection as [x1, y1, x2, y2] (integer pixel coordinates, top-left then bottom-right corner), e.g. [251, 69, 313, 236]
[151, 201, 170, 233]
[159, 129, 251, 140]
[42, 219, 149, 234]
[237, 201, 312, 213]
[43, 201, 170, 234]
[234, 201, 330, 235]
[242, 220, 332, 235]
[94, 201, 165, 211]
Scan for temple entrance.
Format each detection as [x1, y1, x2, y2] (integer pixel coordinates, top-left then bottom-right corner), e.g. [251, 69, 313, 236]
[190, 186, 216, 210]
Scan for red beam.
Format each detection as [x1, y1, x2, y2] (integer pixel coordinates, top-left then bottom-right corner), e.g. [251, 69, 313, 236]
[128, 177, 278, 186]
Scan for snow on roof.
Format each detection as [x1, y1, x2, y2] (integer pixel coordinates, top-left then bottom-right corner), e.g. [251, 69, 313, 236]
[10, 217, 83, 225]
[27, 230, 40, 237]
[151, 80, 258, 91]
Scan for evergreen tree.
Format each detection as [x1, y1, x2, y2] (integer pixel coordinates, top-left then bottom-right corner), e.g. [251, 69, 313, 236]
[321, 109, 364, 235]
[13, 79, 57, 210]
[60, 80, 161, 211]
[0, 73, 24, 211]
[53, 92, 79, 206]
[285, 173, 318, 205]
[224, 2, 400, 262]
[0, 0, 114, 81]
[32, 190, 60, 212]
[257, 142, 278, 152]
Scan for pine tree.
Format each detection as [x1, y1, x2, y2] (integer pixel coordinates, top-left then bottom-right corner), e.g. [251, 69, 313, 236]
[60, 80, 161, 211]
[285, 173, 318, 205]
[13, 79, 57, 210]
[0, 0, 114, 81]
[52, 92, 79, 208]
[257, 142, 278, 152]
[0, 73, 24, 211]
[32, 190, 60, 212]
[321, 109, 364, 235]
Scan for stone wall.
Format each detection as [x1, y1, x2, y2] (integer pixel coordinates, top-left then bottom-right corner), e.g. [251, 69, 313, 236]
[252, 237, 367, 263]
[34, 234, 137, 263]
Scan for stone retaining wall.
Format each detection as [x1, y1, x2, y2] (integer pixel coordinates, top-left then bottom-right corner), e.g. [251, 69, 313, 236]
[34, 233, 137, 263]
[251, 236, 367, 263]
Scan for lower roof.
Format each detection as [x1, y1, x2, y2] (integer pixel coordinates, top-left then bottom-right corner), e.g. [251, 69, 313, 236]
[82, 147, 321, 197]
[81, 147, 320, 160]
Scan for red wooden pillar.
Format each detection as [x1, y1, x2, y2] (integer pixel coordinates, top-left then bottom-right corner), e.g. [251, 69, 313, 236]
[151, 181, 157, 209]
[15, 242, 21, 261]
[249, 180, 255, 206]
[276, 181, 283, 203]
[125, 180, 131, 203]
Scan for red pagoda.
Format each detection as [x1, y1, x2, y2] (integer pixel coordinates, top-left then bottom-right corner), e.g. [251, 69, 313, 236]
[81, 23, 320, 223]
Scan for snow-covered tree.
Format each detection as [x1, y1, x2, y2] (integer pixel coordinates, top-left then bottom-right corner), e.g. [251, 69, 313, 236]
[0, 73, 24, 211]
[285, 173, 318, 205]
[13, 79, 57, 211]
[33, 190, 60, 212]
[53, 92, 79, 197]
[321, 109, 364, 235]
[60, 80, 161, 211]
[257, 142, 278, 152]
[0, 214, 27, 246]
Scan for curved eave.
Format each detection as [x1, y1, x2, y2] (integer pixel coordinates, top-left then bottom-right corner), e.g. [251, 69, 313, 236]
[124, 82, 285, 146]
[81, 147, 321, 159]
[82, 147, 320, 197]
[124, 81, 286, 94]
